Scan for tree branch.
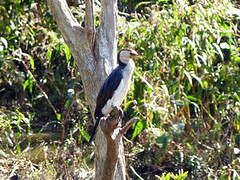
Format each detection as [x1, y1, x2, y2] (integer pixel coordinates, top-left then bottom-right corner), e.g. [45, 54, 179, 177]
[100, 0, 117, 41]
[47, 0, 97, 111]
[100, 108, 139, 180]
[47, 0, 86, 48]
[85, 0, 95, 31]
[97, 0, 118, 70]
[85, 0, 96, 52]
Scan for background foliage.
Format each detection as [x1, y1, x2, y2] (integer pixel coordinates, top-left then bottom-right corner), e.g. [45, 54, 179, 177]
[0, 0, 239, 179]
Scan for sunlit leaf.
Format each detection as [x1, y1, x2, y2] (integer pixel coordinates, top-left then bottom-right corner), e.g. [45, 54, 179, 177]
[213, 43, 224, 61]
[232, 56, 240, 64]
[185, 95, 201, 103]
[80, 129, 90, 142]
[0, 37, 8, 48]
[56, 113, 61, 121]
[28, 56, 35, 70]
[23, 75, 33, 93]
[0, 45, 3, 52]
[132, 120, 145, 139]
[191, 73, 203, 88]
[201, 80, 208, 89]
[234, 93, 240, 102]
[46, 49, 52, 61]
[232, 170, 240, 180]
[63, 43, 71, 62]
[135, 1, 152, 10]
[196, 53, 207, 65]
[124, 100, 135, 111]
[184, 70, 192, 86]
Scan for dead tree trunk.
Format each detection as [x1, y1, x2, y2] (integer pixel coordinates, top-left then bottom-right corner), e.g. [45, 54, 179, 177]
[47, 0, 126, 179]
[100, 108, 138, 180]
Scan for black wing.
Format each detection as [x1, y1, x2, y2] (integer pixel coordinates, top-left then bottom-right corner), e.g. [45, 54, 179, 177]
[94, 66, 124, 118]
[89, 66, 125, 143]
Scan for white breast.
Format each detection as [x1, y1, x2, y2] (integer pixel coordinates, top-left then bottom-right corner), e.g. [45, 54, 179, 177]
[101, 60, 135, 115]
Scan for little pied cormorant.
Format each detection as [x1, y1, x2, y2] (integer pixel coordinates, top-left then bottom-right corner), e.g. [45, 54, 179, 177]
[89, 49, 139, 142]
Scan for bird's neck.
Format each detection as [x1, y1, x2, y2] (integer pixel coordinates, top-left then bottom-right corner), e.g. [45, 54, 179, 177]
[127, 59, 135, 70]
[118, 59, 135, 68]
[121, 59, 135, 75]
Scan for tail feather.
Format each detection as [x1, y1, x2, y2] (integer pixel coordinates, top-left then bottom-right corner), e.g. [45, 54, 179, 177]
[89, 117, 101, 143]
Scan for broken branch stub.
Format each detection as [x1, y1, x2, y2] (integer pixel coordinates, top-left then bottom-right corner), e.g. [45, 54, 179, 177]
[100, 107, 139, 180]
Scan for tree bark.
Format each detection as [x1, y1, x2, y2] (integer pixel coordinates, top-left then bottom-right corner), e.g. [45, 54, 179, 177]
[47, 0, 125, 179]
[100, 108, 138, 180]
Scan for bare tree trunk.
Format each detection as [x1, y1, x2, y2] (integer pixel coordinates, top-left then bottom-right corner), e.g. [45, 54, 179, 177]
[47, 0, 126, 179]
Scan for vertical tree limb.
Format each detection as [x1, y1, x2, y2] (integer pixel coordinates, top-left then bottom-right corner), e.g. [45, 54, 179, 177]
[97, 0, 118, 72]
[85, 0, 95, 48]
[94, 0, 120, 179]
[85, 0, 95, 31]
[47, 1, 128, 179]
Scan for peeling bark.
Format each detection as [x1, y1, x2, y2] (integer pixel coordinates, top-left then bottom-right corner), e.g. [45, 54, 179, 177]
[47, 0, 126, 179]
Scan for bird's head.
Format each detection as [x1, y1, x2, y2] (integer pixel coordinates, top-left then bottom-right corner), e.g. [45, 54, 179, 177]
[117, 49, 139, 65]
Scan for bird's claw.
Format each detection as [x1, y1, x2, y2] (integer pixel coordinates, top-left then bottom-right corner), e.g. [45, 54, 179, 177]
[111, 106, 124, 119]
[118, 108, 124, 119]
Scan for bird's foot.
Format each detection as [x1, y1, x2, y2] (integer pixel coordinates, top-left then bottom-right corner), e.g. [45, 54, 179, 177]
[118, 108, 124, 119]
[111, 106, 124, 119]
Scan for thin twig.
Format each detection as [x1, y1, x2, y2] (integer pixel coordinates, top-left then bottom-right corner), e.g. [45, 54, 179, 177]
[22, 61, 58, 117]
[120, 118, 138, 135]
[61, 90, 83, 140]
[130, 166, 144, 180]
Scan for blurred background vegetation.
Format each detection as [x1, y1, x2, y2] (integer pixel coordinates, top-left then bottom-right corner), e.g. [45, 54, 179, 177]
[0, 0, 240, 179]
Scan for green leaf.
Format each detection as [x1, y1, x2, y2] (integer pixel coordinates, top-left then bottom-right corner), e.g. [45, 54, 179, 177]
[234, 93, 240, 102]
[65, 89, 74, 107]
[23, 75, 33, 93]
[135, 1, 152, 10]
[46, 49, 52, 61]
[80, 129, 90, 142]
[213, 43, 224, 61]
[185, 95, 201, 103]
[232, 170, 240, 180]
[184, 70, 192, 86]
[124, 100, 135, 111]
[56, 113, 61, 121]
[0, 45, 3, 52]
[0, 37, 8, 49]
[156, 133, 171, 149]
[132, 120, 145, 139]
[191, 73, 203, 88]
[201, 80, 208, 89]
[63, 43, 71, 62]
[64, 99, 72, 107]
[28, 56, 35, 70]
[232, 56, 240, 64]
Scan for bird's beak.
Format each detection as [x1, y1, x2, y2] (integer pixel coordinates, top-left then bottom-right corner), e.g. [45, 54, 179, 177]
[130, 50, 140, 59]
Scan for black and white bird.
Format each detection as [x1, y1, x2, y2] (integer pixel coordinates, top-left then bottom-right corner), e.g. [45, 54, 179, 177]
[89, 49, 139, 142]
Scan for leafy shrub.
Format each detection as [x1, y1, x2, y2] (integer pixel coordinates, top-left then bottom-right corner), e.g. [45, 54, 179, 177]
[119, 0, 240, 178]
